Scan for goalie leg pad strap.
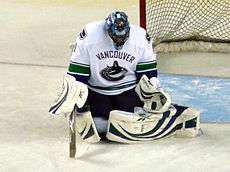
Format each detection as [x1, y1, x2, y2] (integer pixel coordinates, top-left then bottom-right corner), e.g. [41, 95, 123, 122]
[75, 111, 100, 143]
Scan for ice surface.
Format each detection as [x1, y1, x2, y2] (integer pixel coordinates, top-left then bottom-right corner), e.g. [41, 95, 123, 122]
[160, 74, 230, 122]
[1, 62, 230, 172]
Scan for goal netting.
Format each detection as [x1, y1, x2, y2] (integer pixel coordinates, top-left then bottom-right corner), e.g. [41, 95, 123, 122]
[140, 0, 230, 53]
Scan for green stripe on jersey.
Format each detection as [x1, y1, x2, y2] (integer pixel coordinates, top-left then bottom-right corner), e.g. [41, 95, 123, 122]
[68, 63, 90, 75]
[136, 62, 157, 71]
[88, 81, 137, 91]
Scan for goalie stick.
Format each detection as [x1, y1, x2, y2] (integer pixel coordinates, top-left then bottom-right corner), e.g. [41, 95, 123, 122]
[69, 105, 77, 158]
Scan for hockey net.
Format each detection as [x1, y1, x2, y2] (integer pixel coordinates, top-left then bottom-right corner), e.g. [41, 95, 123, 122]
[140, 0, 230, 53]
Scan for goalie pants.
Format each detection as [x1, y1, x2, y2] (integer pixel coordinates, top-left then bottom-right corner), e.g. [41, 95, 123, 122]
[81, 88, 143, 120]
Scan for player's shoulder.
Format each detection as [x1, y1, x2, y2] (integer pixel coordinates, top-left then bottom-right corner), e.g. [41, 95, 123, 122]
[130, 24, 146, 35]
[85, 20, 104, 33]
[78, 20, 105, 44]
[129, 24, 151, 47]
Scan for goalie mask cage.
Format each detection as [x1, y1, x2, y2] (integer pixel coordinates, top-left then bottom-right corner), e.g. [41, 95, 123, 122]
[139, 0, 230, 53]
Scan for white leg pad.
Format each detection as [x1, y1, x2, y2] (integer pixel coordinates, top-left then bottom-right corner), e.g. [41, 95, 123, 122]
[175, 107, 200, 137]
[106, 109, 179, 143]
[75, 111, 100, 143]
[106, 106, 201, 143]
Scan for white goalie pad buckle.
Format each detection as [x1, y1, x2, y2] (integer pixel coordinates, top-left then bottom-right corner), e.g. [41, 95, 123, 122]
[75, 111, 100, 143]
[106, 105, 200, 143]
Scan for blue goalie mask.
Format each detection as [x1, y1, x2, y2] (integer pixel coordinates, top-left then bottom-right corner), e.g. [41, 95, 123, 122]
[105, 11, 130, 50]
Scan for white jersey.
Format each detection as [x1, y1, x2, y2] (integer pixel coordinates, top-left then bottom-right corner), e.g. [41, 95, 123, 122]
[68, 20, 157, 95]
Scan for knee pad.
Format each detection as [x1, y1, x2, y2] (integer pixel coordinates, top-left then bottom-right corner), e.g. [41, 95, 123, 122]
[75, 111, 100, 143]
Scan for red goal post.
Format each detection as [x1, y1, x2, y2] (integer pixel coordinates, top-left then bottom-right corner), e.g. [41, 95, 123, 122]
[139, 0, 230, 53]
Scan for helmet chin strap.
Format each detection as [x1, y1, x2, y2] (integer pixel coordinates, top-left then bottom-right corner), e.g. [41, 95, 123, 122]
[113, 42, 123, 50]
[110, 32, 129, 50]
[108, 33, 125, 50]
[113, 38, 125, 50]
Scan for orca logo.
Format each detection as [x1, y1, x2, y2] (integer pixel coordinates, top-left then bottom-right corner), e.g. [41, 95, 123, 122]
[100, 61, 128, 81]
[79, 29, 87, 40]
[146, 33, 151, 43]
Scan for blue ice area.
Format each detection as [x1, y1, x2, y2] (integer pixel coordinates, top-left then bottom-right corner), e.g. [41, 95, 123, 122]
[159, 74, 230, 123]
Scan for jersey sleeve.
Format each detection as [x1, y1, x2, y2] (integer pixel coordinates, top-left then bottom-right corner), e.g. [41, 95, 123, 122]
[67, 28, 90, 84]
[135, 33, 158, 81]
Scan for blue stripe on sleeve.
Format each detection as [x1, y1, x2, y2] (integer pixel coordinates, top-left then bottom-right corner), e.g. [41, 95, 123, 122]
[136, 69, 158, 81]
[67, 72, 89, 84]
